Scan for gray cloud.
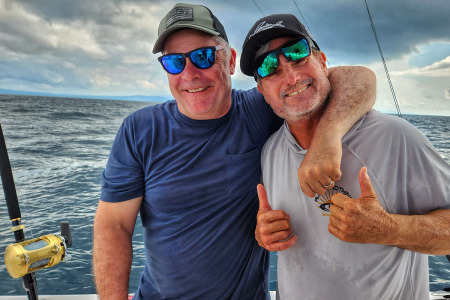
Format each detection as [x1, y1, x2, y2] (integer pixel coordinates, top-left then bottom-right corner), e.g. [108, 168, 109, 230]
[162, 0, 450, 68]
[1, 0, 450, 116]
[3, 0, 449, 64]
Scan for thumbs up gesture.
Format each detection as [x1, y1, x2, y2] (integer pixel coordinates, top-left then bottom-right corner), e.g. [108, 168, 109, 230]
[328, 167, 396, 244]
[255, 184, 298, 251]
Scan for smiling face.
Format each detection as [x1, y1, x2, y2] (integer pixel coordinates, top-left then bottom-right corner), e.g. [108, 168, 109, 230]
[163, 29, 236, 120]
[256, 37, 331, 123]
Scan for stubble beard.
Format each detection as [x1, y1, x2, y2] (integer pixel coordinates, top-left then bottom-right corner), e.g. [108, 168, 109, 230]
[280, 79, 331, 123]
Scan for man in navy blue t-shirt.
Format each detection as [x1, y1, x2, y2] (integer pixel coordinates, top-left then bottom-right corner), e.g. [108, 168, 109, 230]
[93, 3, 376, 299]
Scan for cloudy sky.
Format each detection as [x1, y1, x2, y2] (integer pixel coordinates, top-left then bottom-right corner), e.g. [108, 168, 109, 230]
[0, 0, 449, 115]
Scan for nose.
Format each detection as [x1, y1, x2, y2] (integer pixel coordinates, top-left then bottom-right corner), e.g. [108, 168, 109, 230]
[180, 58, 201, 80]
[278, 56, 300, 85]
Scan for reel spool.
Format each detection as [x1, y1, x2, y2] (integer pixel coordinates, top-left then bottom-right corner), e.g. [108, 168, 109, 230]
[4, 221, 72, 279]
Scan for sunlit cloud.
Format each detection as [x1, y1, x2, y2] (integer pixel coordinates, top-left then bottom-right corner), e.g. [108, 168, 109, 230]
[392, 56, 450, 77]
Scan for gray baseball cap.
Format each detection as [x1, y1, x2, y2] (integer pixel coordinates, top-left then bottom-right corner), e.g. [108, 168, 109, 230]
[152, 3, 228, 54]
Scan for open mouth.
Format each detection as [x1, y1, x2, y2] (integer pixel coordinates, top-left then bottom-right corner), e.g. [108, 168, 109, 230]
[187, 87, 208, 93]
[286, 84, 309, 97]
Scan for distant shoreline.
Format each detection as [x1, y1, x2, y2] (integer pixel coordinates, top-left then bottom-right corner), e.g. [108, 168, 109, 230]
[1, 92, 450, 117]
[0, 89, 167, 103]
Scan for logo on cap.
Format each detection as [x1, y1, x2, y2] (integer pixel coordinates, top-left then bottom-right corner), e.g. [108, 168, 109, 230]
[166, 6, 194, 28]
[249, 21, 285, 39]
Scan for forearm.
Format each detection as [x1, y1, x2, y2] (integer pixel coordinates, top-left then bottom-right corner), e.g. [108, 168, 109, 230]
[389, 209, 450, 255]
[319, 66, 376, 138]
[297, 66, 376, 196]
[93, 221, 133, 299]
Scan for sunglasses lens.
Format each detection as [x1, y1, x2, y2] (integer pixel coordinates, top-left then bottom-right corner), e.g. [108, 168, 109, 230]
[257, 52, 278, 78]
[190, 48, 214, 69]
[255, 39, 311, 78]
[161, 54, 185, 74]
[282, 39, 310, 61]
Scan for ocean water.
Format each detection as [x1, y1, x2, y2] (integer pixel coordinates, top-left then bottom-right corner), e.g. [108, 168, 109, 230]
[0, 95, 449, 296]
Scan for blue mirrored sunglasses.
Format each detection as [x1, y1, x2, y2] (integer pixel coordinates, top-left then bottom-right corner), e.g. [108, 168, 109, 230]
[254, 38, 313, 79]
[158, 45, 224, 75]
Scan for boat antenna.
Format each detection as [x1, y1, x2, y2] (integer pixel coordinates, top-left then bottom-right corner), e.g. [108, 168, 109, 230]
[364, 0, 402, 118]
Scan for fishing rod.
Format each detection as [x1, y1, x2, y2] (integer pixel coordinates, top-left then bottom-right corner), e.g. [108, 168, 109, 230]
[0, 124, 72, 299]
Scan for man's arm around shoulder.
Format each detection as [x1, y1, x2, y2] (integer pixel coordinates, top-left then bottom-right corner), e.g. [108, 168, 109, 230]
[300, 66, 376, 196]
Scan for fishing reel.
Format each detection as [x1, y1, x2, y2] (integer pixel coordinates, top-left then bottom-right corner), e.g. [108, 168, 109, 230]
[4, 221, 72, 279]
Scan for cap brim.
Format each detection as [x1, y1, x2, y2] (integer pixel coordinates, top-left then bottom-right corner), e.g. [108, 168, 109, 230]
[152, 25, 220, 54]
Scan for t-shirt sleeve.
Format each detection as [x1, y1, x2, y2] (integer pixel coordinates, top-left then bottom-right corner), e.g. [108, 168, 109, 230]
[368, 113, 450, 214]
[100, 116, 145, 202]
[404, 125, 450, 212]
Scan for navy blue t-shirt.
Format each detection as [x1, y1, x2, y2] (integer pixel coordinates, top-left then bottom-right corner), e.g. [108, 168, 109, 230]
[101, 88, 282, 299]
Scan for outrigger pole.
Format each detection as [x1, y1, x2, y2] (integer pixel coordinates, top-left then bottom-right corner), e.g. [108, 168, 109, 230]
[0, 124, 38, 300]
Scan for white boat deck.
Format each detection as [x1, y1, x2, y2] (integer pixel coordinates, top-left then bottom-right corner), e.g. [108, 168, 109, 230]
[2, 290, 450, 299]
[0, 293, 277, 300]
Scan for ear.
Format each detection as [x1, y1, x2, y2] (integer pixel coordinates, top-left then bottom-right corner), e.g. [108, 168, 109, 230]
[257, 83, 265, 96]
[229, 48, 237, 75]
[318, 51, 328, 76]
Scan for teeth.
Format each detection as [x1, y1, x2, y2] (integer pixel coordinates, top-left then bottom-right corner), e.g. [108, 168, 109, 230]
[287, 85, 308, 97]
[187, 87, 207, 93]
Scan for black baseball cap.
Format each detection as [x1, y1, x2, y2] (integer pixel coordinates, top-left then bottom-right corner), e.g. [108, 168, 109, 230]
[152, 3, 228, 54]
[240, 14, 320, 76]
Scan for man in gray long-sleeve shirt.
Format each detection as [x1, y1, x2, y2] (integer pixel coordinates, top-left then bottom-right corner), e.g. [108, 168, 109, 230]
[241, 13, 450, 300]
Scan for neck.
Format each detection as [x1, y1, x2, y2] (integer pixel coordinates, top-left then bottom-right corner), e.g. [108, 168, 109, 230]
[287, 118, 319, 149]
[286, 104, 326, 149]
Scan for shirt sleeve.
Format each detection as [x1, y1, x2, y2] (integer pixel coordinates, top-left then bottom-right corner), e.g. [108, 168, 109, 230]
[368, 112, 450, 214]
[404, 125, 450, 212]
[100, 115, 145, 202]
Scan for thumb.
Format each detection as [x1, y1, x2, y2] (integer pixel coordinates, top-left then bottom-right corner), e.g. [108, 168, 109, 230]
[257, 183, 272, 213]
[358, 167, 376, 199]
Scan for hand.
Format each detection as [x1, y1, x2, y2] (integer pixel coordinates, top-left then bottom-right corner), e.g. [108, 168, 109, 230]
[298, 133, 342, 197]
[255, 184, 297, 251]
[328, 167, 396, 244]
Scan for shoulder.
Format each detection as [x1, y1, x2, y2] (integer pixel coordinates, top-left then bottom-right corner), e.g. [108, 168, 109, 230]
[231, 88, 283, 148]
[114, 100, 177, 141]
[344, 110, 440, 171]
[349, 110, 445, 172]
[127, 100, 176, 119]
[124, 100, 176, 125]
[361, 110, 408, 128]
[358, 110, 428, 143]
[232, 88, 265, 105]
[262, 125, 285, 157]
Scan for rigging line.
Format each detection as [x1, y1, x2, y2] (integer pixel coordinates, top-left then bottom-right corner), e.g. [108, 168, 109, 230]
[364, 0, 402, 118]
[292, 0, 331, 67]
[252, 0, 265, 16]
[292, 0, 312, 34]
